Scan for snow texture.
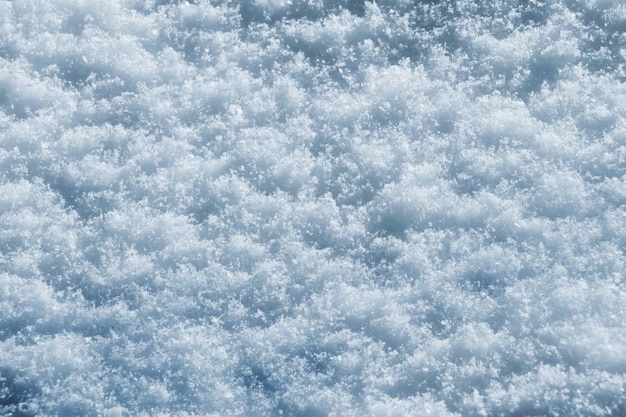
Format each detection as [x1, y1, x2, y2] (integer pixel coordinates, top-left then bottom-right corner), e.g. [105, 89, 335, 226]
[1, 0, 626, 416]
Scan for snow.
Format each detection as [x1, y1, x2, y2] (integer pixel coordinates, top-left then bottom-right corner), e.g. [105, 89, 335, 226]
[1, 0, 626, 416]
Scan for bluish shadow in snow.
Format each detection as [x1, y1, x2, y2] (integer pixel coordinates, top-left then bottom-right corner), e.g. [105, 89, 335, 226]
[0, 92, 32, 120]
[509, 407, 569, 417]
[0, 45, 18, 61]
[518, 56, 561, 100]
[55, 57, 96, 89]
[275, 403, 327, 417]
[42, 176, 117, 221]
[154, 0, 197, 6]
[240, 0, 367, 27]
[83, 74, 136, 101]
[0, 368, 39, 417]
[345, 0, 366, 17]
[240, 365, 278, 395]
[467, 271, 507, 298]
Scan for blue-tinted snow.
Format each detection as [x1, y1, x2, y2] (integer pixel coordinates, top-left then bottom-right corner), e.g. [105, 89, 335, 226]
[1, 0, 625, 416]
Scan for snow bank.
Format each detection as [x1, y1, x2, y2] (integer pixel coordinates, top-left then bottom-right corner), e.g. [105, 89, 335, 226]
[1, 0, 625, 416]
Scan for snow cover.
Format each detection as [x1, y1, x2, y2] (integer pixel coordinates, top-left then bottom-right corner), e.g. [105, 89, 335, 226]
[1, 0, 626, 415]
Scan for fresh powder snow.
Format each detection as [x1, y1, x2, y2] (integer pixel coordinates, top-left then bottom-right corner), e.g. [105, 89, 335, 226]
[1, 0, 625, 416]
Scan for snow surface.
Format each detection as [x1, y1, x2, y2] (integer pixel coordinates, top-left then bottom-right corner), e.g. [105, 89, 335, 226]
[1, 0, 626, 415]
